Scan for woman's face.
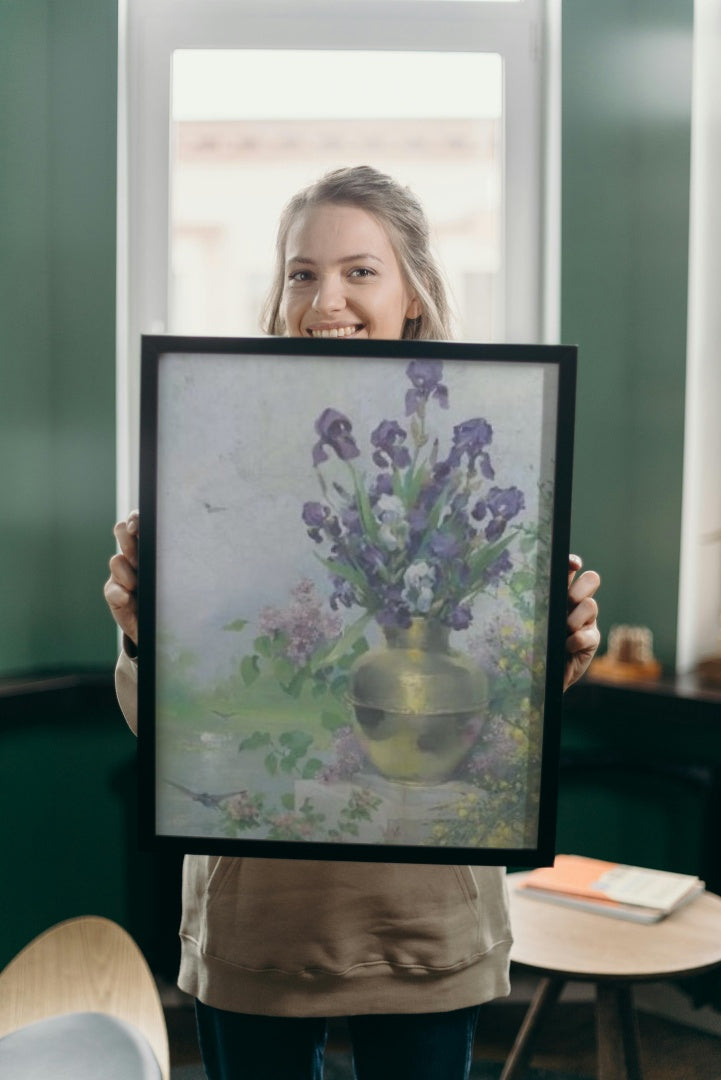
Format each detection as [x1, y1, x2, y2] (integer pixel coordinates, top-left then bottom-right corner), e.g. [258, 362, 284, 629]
[281, 203, 421, 340]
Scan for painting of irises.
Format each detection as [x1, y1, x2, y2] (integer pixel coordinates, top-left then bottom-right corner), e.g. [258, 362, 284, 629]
[139, 337, 576, 864]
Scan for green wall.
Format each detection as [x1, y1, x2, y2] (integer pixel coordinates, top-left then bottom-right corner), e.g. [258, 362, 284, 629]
[562, 0, 693, 669]
[0, 0, 118, 675]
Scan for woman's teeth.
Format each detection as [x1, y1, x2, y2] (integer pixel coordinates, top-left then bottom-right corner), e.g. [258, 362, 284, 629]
[310, 325, 360, 338]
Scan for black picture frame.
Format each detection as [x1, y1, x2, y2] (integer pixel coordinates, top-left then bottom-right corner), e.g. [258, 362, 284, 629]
[138, 335, 576, 866]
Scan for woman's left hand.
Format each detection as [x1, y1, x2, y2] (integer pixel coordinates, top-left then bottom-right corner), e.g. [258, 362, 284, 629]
[564, 554, 601, 691]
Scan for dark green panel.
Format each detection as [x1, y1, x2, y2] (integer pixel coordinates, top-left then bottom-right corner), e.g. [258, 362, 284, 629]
[562, 0, 693, 668]
[0, 689, 133, 966]
[556, 769, 708, 876]
[0, 2, 56, 669]
[0, 0, 118, 673]
[47, 0, 118, 667]
[559, 682, 721, 888]
[0, 683, 183, 976]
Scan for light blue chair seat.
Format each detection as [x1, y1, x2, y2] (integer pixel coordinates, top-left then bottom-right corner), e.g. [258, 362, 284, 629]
[0, 1011, 162, 1079]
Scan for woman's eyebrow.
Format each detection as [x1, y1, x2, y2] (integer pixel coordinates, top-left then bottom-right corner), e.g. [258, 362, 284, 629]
[286, 253, 384, 266]
[338, 253, 384, 264]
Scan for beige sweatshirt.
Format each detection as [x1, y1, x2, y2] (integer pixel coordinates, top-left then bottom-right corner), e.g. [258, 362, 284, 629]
[116, 650, 512, 1016]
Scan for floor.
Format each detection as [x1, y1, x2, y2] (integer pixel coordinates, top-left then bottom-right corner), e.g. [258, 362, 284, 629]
[164, 977, 721, 1079]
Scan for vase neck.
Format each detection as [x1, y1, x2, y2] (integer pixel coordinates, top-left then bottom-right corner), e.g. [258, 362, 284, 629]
[383, 617, 450, 651]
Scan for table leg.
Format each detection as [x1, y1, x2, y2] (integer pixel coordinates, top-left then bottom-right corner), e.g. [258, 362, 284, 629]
[499, 976, 565, 1080]
[596, 982, 643, 1080]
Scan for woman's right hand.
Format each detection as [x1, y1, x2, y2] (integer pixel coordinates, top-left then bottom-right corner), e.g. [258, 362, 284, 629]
[104, 510, 139, 646]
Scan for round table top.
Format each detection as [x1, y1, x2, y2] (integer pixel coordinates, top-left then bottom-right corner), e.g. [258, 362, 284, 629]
[508, 872, 721, 981]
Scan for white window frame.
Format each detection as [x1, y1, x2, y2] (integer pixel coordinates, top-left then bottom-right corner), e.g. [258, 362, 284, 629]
[676, 0, 721, 674]
[117, 0, 559, 512]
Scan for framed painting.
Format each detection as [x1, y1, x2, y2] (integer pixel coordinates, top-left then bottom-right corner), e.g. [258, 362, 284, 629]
[137, 336, 576, 865]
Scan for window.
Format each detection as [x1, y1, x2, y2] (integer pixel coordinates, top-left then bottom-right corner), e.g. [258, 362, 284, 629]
[118, 0, 556, 509]
[169, 49, 503, 340]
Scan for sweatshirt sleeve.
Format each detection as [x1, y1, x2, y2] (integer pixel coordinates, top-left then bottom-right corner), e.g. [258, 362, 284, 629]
[115, 641, 139, 736]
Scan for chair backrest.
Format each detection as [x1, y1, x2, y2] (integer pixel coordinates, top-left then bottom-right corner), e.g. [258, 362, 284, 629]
[0, 915, 170, 1080]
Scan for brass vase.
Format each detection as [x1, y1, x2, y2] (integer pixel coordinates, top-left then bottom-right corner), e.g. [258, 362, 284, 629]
[347, 617, 487, 784]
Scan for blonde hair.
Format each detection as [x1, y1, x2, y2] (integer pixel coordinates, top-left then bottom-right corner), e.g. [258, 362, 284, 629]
[261, 165, 454, 341]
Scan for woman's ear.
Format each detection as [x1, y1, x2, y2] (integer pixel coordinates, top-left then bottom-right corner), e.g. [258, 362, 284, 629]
[406, 296, 423, 320]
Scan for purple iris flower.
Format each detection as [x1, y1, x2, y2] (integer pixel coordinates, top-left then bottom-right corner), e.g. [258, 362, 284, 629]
[405, 360, 449, 417]
[302, 501, 326, 528]
[483, 548, 513, 586]
[447, 418, 493, 472]
[330, 577, 356, 611]
[407, 507, 429, 534]
[476, 486, 525, 542]
[302, 501, 336, 543]
[376, 598, 413, 630]
[340, 505, 362, 534]
[369, 472, 394, 499]
[471, 498, 487, 522]
[312, 408, 360, 466]
[371, 420, 411, 469]
[447, 604, 472, 631]
[418, 477, 446, 513]
[429, 532, 463, 560]
[484, 517, 507, 543]
[357, 543, 387, 580]
[432, 460, 453, 484]
[486, 485, 525, 521]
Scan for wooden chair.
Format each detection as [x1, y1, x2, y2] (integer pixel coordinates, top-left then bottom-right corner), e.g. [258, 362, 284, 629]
[0, 915, 170, 1079]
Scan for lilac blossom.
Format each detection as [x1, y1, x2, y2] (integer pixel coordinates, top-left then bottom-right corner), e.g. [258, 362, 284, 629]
[259, 579, 342, 666]
[464, 722, 520, 783]
[225, 791, 261, 825]
[319, 725, 366, 783]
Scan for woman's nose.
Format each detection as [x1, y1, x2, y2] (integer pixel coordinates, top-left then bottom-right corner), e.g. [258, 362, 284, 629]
[312, 274, 345, 314]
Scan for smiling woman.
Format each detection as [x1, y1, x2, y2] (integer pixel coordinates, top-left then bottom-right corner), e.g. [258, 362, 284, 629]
[282, 205, 420, 340]
[263, 166, 451, 341]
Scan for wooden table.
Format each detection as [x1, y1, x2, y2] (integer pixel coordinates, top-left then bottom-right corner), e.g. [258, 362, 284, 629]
[502, 873, 721, 1080]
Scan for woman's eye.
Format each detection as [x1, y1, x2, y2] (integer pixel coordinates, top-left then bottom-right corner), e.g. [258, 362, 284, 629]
[288, 269, 313, 283]
[349, 267, 375, 279]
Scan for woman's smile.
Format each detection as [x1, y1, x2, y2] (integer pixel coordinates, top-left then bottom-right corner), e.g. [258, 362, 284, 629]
[306, 323, 364, 338]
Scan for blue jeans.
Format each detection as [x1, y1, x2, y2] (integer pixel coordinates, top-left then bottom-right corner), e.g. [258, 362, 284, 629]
[195, 1000, 481, 1080]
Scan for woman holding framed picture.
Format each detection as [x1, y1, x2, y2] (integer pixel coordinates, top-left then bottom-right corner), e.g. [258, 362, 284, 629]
[105, 166, 600, 1080]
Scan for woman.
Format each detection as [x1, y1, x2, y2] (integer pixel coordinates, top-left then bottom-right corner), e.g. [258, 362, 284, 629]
[106, 166, 601, 1080]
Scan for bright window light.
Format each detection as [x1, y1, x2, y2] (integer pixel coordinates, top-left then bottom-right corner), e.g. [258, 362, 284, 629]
[170, 50, 504, 341]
